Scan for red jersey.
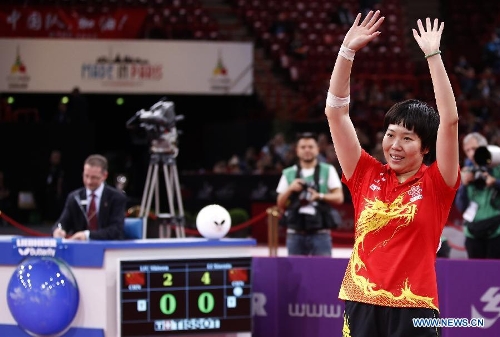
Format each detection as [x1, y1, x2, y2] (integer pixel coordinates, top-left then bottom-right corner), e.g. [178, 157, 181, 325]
[339, 150, 459, 310]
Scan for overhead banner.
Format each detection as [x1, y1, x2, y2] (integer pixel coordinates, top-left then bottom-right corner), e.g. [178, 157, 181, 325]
[0, 6, 148, 39]
[0, 38, 253, 94]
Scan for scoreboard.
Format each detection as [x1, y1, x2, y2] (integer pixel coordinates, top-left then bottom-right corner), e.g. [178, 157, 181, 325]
[118, 256, 253, 336]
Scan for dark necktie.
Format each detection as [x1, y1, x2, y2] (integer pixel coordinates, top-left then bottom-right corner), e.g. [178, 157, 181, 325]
[87, 193, 98, 230]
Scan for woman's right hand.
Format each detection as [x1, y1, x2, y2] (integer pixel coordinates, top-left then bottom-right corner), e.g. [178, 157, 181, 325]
[342, 10, 385, 51]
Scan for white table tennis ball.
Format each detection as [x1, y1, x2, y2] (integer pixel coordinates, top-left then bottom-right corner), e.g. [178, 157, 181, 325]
[196, 204, 232, 239]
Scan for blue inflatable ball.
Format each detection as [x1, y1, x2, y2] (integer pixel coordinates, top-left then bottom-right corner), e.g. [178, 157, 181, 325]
[7, 256, 80, 337]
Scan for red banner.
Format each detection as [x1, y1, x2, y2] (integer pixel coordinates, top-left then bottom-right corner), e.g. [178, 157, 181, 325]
[0, 6, 148, 39]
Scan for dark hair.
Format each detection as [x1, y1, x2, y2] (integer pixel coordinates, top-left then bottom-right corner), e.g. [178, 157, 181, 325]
[296, 132, 318, 142]
[383, 99, 439, 164]
[84, 154, 108, 172]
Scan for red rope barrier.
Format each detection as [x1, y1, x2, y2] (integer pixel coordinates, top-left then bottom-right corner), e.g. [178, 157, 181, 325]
[446, 240, 466, 252]
[1, 208, 355, 241]
[173, 210, 269, 236]
[0, 211, 50, 237]
[227, 211, 268, 233]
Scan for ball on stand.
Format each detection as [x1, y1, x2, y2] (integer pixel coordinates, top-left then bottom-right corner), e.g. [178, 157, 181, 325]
[196, 204, 231, 239]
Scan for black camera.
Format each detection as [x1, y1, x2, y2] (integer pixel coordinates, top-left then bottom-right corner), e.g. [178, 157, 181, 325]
[471, 146, 493, 189]
[470, 167, 488, 189]
[126, 98, 184, 155]
[299, 181, 317, 205]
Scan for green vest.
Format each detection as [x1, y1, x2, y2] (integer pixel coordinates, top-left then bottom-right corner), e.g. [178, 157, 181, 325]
[283, 163, 331, 193]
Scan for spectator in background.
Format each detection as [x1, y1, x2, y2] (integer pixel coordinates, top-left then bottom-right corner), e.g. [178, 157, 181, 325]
[260, 139, 285, 171]
[332, 3, 355, 27]
[53, 101, 71, 125]
[39, 150, 66, 223]
[261, 132, 290, 163]
[212, 160, 228, 174]
[227, 155, 243, 174]
[281, 146, 297, 168]
[316, 132, 330, 163]
[67, 87, 89, 125]
[288, 31, 309, 60]
[253, 152, 277, 174]
[476, 67, 496, 100]
[482, 30, 500, 74]
[269, 11, 295, 39]
[454, 55, 477, 99]
[241, 147, 258, 173]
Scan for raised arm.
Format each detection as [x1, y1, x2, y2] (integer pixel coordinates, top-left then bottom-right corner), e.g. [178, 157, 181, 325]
[412, 18, 459, 187]
[325, 11, 384, 179]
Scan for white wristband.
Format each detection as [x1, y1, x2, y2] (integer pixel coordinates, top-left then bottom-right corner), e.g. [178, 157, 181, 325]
[339, 45, 355, 61]
[326, 92, 350, 108]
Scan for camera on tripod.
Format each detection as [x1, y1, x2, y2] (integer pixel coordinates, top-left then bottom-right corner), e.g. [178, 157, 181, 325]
[126, 98, 187, 238]
[126, 98, 184, 156]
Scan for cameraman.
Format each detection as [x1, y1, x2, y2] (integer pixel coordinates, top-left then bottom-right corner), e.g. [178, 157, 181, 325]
[455, 132, 500, 259]
[276, 132, 344, 256]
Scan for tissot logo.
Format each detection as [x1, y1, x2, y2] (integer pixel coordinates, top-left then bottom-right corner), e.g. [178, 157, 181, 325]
[288, 303, 342, 318]
[471, 287, 500, 329]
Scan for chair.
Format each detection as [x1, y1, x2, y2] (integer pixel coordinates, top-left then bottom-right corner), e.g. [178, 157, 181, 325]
[124, 217, 145, 240]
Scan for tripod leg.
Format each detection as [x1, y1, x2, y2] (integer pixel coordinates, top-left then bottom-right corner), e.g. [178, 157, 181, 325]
[163, 164, 177, 237]
[139, 163, 154, 217]
[170, 163, 185, 238]
[144, 164, 159, 231]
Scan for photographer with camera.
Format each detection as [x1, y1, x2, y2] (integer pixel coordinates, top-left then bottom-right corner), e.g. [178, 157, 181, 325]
[455, 132, 500, 259]
[276, 132, 344, 256]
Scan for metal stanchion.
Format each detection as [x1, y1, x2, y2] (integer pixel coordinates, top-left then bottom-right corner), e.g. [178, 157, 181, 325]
[266, 206, 280, 256]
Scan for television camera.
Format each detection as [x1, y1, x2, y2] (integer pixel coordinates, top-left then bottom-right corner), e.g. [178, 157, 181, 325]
[126, 98, 186, 238]
[126, 98, 184, 156]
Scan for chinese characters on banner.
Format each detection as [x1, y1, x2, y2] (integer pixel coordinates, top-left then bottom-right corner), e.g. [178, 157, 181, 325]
[0, 6, 148, 39]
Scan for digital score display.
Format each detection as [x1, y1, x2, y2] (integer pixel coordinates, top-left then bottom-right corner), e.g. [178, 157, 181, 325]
[118, 257, 252, 336]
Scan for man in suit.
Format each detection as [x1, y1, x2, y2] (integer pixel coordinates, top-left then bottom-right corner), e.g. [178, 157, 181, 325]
[52, 154, 126, 240]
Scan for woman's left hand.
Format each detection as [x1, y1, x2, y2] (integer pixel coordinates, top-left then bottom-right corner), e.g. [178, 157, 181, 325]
[412, 18, 443, 56]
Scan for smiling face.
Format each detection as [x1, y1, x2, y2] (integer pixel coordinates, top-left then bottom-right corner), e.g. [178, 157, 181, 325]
[382, 123, 428, 179]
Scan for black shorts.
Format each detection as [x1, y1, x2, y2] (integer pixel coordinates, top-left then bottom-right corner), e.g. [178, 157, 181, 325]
[343, 300, 441, 337]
